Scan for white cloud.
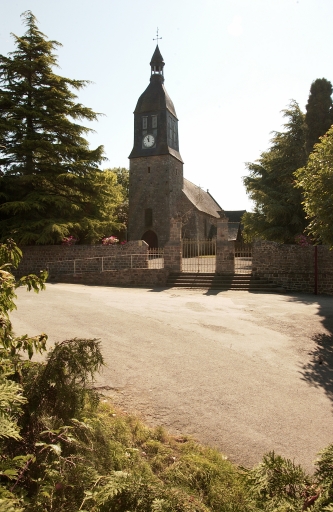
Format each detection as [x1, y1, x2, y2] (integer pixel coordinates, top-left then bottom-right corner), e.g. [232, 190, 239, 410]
[228, 15, 243, 37]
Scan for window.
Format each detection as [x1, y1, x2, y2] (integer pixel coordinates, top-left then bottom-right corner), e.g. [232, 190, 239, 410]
[147, 167, 150, 173]
[169, 117, 172, 140]
[152, 115, 157, 128]
[142, 117, 147, 129]
[145, 208, 153, 227]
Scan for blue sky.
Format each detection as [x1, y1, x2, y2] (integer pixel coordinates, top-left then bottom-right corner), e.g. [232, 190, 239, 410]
[1, 0, 332, 211]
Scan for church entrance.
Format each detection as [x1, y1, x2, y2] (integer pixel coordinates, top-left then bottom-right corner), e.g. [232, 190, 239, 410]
[142, 230, 158, 249]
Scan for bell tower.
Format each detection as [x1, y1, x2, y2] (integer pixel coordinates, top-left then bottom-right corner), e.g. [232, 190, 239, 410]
[128, 45, 183, 248]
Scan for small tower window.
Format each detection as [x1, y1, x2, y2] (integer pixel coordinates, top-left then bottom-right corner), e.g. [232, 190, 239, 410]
[169, 117, 172, 140]
[142, 117, 148, 129]
[145, 208, 153, 227]
[147, 167, 150, 173]
[152, 115, 157, 128]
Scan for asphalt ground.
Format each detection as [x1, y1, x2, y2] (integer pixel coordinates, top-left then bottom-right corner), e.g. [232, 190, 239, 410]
[11, 283, 333, 472]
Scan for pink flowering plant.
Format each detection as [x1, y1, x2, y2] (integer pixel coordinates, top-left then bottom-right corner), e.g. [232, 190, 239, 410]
[62, 235, 78, 246]
[102, 236, 119, 245]
[295, 234, 312, 247]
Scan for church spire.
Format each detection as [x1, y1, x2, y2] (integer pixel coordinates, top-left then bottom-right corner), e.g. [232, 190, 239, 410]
[150, 45, 165, 82]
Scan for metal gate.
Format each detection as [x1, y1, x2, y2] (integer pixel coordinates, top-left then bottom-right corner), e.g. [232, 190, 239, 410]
[148, 248, 164, 269]
[234, 242, 252, 274]
[182, 239, 216, 272]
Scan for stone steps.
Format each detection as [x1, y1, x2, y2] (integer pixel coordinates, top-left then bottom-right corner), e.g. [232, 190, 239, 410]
[166, 272, 282, 292]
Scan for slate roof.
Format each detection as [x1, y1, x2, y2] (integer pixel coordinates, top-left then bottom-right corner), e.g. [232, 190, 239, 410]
[223, 210, 246, 222]
[227, 222, 241, 241]
[134, 80, 177, 117]
[150, 45, 165, 67]
[182, 178, 223, 219]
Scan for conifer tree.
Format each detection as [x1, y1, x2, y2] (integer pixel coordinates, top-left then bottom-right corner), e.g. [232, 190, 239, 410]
[305, 78, 333, 155]
[242, 101, 307, 243]
[0, 11, 122, 244]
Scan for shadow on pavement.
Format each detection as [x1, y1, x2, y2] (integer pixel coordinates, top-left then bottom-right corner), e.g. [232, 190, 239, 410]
[287, 293, 333, 404]
[287, 293, 333, 334]
[301, 333, 333, 402]
[147, 287, 170, 293]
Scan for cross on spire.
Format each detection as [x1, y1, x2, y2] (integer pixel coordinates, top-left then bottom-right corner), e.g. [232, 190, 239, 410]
[153, 27, 162, 44]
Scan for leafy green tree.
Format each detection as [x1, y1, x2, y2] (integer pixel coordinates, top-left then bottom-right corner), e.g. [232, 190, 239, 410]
[105, 167, 129, 235]
[242, 101, 307, 243]
[111, 167, 129, 197]
[305, 78, 333, 155]
[295, 125, 333, 246]
[74, 169, 126, 244]
[0, 11, 122, 245]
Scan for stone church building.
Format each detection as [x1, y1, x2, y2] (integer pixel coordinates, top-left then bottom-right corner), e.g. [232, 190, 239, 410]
[128, 45, 243, 248]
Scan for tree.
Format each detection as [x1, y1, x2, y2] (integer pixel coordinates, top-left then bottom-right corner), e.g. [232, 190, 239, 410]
[0, 11, 122, 245]
[106, 167, 129, 235]
[242, 101, 307, 243]
[305, 78, 333, 155]
[295, 125, 333, 246]
[111, 167, 129, 197]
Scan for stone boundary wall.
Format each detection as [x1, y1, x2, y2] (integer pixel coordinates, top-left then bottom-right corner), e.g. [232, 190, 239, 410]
[47, 268, 169, 288]
[15, 241, 149, 277]
[252, 241, 333, 294]
[14, 238, 333, 294]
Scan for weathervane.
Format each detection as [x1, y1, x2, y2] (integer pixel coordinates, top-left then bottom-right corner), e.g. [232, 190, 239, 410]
[153, 27, 162, 44]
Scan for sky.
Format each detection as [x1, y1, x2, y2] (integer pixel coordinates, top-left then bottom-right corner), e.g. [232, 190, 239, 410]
[1, 0, 333, 211]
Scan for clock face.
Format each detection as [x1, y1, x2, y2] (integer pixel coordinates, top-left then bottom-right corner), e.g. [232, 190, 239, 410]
[143, 134, 155, 148]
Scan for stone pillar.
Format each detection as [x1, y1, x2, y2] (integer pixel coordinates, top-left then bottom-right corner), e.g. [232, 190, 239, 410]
[216, 216, 234, 274]
[164, 218, 182, 272]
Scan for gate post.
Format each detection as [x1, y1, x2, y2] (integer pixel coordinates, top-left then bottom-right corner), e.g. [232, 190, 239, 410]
[216, 216, 234, 274]
[164, 218, 182, 272]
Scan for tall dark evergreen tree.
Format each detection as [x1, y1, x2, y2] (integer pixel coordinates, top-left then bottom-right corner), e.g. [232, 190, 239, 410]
[242, 101, 307, 243]
[305, 78, 333, 155]
[0, 11, 122, 244]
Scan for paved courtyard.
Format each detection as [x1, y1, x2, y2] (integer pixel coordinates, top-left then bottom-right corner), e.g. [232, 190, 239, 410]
[11, 283, 333, 472]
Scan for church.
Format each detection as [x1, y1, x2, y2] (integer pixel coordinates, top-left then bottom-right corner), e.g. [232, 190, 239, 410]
[128, 45, 244, 248]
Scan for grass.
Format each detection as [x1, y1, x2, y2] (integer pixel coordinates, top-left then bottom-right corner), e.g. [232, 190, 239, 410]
[82, 397, 252, 511]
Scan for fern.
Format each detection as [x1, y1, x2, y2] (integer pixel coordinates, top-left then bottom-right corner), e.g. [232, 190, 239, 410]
[81, 472, 130, 510]
[0, 380, 26, 408]
[0, 380, 26, 440]
[247, 451, 311, 510]
[151, 499, 169, 511]
[0, 499, 24, 512]
[0, 415, 22, 441]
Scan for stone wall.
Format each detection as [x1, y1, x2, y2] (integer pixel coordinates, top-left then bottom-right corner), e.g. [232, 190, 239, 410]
[215, 218, 234, 274]
[47, 268, 169, 288]
[164, 218, 182, 272]
[15, 238, 333, 294]
[252, 241, 333, 294]
[16, 241, 149, 278]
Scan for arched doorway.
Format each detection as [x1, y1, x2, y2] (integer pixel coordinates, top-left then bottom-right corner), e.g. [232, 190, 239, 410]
[142, 230, 158, 248]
